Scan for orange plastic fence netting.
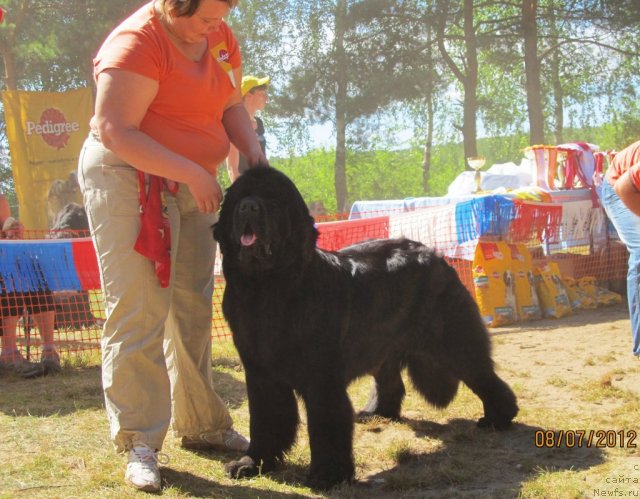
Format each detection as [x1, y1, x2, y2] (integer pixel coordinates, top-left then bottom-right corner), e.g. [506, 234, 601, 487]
[0, 200, 629, 361]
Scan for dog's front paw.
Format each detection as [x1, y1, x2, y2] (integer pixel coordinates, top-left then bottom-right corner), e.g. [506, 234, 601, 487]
[307, 464, 355, 491]
[225, 456, 260, 479]
[477, 416, 513, 431]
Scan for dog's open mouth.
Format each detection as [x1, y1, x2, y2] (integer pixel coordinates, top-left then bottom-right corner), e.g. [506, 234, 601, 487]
[233, 205, 273, 260]
[241, 232, 257, 247]
[237, 225, 272, 259]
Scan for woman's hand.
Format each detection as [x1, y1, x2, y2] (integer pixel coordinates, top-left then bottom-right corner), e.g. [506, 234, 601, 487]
[186, 169, 223, 213]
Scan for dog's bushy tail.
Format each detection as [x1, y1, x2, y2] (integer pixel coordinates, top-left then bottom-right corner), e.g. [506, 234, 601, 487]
[406, 354, 460, 408]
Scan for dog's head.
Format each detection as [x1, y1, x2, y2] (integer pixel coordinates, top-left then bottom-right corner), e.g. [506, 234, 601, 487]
[49, 202, 89, 238]
[503, 270, 514, 288]
[214, 166, 318, 275]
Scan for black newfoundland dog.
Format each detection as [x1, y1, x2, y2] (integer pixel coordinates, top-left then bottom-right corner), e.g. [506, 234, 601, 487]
[214, 167, 518, 490]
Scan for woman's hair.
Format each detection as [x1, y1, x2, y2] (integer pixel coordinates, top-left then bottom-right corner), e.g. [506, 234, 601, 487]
[164, 0, 239, 18]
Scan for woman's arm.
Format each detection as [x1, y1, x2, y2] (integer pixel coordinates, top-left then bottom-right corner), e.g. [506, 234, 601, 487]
[93, 69, 222, 213]
[614, 170, 640, 217]
[226, 144, 240, 182]
[222, 67, 267, 168]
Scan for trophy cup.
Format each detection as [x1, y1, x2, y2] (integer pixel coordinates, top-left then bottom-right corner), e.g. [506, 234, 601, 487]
[556, 150, 567, 189]
[467, 156, 486, 193]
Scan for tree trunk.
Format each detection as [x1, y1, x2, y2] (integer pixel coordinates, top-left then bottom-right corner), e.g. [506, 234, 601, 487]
[334, 0, 348, 211]
[422, 24, 435, 193]
[462, 0, 478, 161]
[1, 49, 19, 90]
[522, 0, 545, 145]
[436, 0, 479, 162]
[0, 0, 30, 91]
[549, 0, 564, 144]
[422, 93, 434, 193]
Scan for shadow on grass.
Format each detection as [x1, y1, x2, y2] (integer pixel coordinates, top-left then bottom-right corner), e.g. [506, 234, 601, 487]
[0, 364, 104, 416]
[355, 417, 606, 497]
[181, 446, 313, 491]
[161, 467, 306, 498]
[184, 417, 605, 498]
[0, 363, 248, 417]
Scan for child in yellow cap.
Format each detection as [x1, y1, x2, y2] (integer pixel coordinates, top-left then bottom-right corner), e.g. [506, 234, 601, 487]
[227, 75, 270, 181]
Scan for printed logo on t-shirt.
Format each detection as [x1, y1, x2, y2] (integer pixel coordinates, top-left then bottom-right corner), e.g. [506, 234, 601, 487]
[217, 49, 229, 63]
[210, 42, 236, 88]
[211, 42, 231, 71]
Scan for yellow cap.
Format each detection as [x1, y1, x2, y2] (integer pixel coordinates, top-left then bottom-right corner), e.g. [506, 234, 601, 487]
[241, 75, 270, 96]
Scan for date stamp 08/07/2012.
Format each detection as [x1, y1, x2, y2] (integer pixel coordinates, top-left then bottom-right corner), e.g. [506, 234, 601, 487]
[534, 430, 638, 449]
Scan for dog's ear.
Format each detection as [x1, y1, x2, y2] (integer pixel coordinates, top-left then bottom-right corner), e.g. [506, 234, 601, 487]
[301, 221, 319, 262]
[212, 221, 229, 257]
[212, 220, 221, 243]
[213, 192, 232, 253]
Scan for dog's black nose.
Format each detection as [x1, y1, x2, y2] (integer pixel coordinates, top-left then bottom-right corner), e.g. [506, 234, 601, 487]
[239, 198, 260, 215]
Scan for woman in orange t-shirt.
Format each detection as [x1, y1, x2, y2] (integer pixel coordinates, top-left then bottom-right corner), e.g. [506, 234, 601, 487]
[602, 139, 640, 360]
[77, 1, 262, 492]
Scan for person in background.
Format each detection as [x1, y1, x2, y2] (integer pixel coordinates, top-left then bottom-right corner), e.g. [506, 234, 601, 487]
[601, 139, 640, 358]
[308, 200, 327, 220]
[77, 0, 265, 492]
[0, 193, 61, 377]
[226, 75, 269, 181]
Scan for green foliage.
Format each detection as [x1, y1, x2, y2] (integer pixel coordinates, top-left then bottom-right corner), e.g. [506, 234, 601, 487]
[346, 149, 423, 201]
[270, 124, 640, 214]
[271, 132, 529, 211]
[272, 149, 337, 210]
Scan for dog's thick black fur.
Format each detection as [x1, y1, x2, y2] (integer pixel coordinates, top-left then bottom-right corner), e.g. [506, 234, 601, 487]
[214, 167, 518, 490]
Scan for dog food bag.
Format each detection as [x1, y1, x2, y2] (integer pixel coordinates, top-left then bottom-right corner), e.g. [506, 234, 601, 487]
[561, 275, 597, 310]
[473, 242, 516, 326]
[578, 276, 623, 307]
[533, 262, 572, 319]
[508, 243, 541, 321]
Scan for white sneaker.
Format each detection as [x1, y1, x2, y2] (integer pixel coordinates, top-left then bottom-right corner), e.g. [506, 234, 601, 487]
[125, 444, 167, 492]
[181, 428, 249, 452]
[221, 428, 250, 452]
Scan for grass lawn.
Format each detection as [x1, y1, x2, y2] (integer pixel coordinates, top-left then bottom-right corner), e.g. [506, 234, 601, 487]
[1, 305, 639, 498]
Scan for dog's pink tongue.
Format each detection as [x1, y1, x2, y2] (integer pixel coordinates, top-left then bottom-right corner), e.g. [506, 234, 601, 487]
[241, 233, 257, 247]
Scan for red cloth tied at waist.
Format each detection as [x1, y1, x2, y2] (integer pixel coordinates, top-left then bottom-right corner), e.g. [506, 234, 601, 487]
[133, 171, 176, 288]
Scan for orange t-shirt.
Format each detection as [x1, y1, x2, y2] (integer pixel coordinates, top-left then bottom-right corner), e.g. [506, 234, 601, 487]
[93, 2, 241, 172]
[606, 139, 640, 190]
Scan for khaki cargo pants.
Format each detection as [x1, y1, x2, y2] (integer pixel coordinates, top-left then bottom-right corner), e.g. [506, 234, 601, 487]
[78, 134, 232, 452]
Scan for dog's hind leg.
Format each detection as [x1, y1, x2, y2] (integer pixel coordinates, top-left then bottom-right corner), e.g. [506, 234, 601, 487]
[431, 281, 518, 429]
[458, 364, 518, 430]
[357, 357, 405, 420]
[439, 327, 518, 430]
[406, 354, 459, 408]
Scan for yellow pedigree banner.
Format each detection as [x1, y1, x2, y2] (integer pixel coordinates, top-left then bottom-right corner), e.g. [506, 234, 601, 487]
[2, 88, 92, 230]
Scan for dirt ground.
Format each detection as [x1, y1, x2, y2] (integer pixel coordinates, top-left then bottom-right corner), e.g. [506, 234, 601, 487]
[492, 302, 639, 399]
[477, 302, 640, 497]
[337, 302, 640, 498]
